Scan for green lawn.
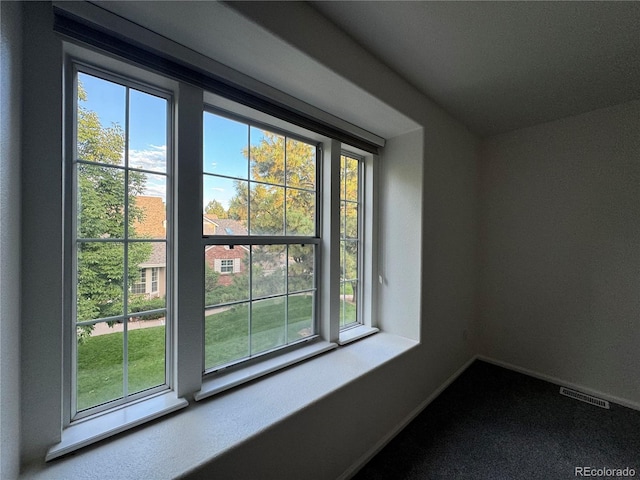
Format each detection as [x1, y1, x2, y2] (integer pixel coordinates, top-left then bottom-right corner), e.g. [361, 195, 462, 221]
[78, 296, 356, 411]
[77, 325, 165, 411]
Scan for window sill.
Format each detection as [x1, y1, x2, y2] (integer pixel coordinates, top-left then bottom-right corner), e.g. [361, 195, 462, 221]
[339, 324, 379, 345]
[45, 390, 188, 461]
[195, 340, 338, 401]
[28, 333, 418, 479]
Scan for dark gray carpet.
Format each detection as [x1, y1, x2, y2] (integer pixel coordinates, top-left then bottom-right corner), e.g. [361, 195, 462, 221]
[354, 361, 640, 479]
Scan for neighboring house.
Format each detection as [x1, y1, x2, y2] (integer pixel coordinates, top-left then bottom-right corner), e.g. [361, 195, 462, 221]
[132, 196, 168, 298]
[132, 242, 166, 298]
[203, 215, 249, 286]
[133, 196, 167, 238]
[134, 203, 251, 293]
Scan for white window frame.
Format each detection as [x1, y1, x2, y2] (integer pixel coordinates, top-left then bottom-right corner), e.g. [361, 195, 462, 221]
[151, 267, 159, 293]
[52, 40, 378, 459]
[132, 268, 147, 295]
[68, 61, 175, 422]
[219, 259, 234, 274]
[339, 152, 364, 331]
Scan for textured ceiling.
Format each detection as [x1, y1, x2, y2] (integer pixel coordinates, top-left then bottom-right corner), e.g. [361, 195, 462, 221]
[92, 1, 640, 138]
[311, 1, 640, 136]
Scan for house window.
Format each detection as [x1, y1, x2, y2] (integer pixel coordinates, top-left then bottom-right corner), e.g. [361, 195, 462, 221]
[70, 66, 171, 418]
[132, 269, 147, 294]
[220, 259, 234, 274]
[202, 109, 318, 372]
[340, 154, 362, 329]
[151, 267, 159, 292]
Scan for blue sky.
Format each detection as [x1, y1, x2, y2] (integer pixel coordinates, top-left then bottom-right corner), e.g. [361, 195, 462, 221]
[80, 72, 168, 201]
[80, 72, 267, 210]
[203, 112, 272, 209]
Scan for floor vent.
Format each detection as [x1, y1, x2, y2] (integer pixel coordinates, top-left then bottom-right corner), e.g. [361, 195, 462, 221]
[560, 387, 610, 409]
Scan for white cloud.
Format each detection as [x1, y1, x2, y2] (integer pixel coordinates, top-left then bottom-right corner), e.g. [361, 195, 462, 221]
[142, 176, 166, 200]
[129, 145, 166, 172]
[128, 145, 168, 201]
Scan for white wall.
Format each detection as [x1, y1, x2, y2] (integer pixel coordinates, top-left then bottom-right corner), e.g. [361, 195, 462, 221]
[479, 100, 640, 406]
[181, 4, 480, 478]
[15, 1, 480, 476]
[20, 1, 64, 465]
[0, 2, 23, 478]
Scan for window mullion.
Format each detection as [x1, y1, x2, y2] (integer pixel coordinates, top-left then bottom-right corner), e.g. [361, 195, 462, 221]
[174, 83, 204, 397]
[321, 139, 342, 343]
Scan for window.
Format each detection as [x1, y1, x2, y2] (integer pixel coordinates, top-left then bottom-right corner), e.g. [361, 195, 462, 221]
[340, 154, 362, 329]
[59, 43, 377, 457]
[219, 259, 234, 274]
[132, 269, 147, 294]
[151, 267, 159, 293]
[202, 110, 318, 372]
[71, 67, 171, 418]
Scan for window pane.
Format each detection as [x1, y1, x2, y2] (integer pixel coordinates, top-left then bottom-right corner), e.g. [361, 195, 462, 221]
[74, 69, 173, 417]
[77, 164, 125, 239]
[127, 314, 166, 395]
[251, 297, 286, 355]
[288, 244, 315, 292]
[77, 242, 124, 322]
[77, 320, 124, 411]
[343, 202, 359, 239]
[340, 154, 361, 330]
[250, 184, 285, 235]
[286, 188, 315, 236]
[77, 72, 125, 167]
[131, 173, 167, 239]
[129, 89, 167, 173]
[340, 282, 358, 327]
[285, 138, 315, 190]
[204, 245, 249, 306]
[287, 293, 314, 343]
[204, 303, 250, 370]
[204, 112, 249, 178]
[252, 245, 286, 298]
[341, 241, 359, 281]
[250, 127, 285, 185]
[341, 155, 359, 202]
[203, 175, 248, 234]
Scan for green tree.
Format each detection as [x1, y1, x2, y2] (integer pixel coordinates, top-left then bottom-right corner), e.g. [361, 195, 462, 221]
[340, 155, 360, 303]
[76, 82, 151, 334]
[204, 199, 227, 218]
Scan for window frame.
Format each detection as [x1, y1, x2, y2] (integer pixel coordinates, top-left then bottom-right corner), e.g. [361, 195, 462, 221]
[151, 267, 159, 293]
[339, 151, 365, 331]
[219, 259, 234, 274]
[132, 268, 147, 295]
[54, 40, 379, 458]
[64, 57, 177, 424]
[201, 105, 323, 376]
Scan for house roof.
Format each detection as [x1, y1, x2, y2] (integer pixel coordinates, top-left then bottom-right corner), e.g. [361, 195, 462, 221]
[138, 216, 250, 269]
[133, 196, 166, 238]
[203, 215, 248, 236]
[139, 242, 166, 268]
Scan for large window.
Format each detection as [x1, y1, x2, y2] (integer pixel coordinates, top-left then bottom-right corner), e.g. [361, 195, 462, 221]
[61, 50, 377, 457]
[71, 67, 171, 417]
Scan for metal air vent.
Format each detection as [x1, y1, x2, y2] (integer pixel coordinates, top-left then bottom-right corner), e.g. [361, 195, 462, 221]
[560, 387, 610, 409]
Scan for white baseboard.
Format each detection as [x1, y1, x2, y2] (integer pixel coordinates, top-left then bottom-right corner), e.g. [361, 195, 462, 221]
[477, 355, 640, 412]
[339, 353, 640, 479]
[338, 355, 477, 480]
